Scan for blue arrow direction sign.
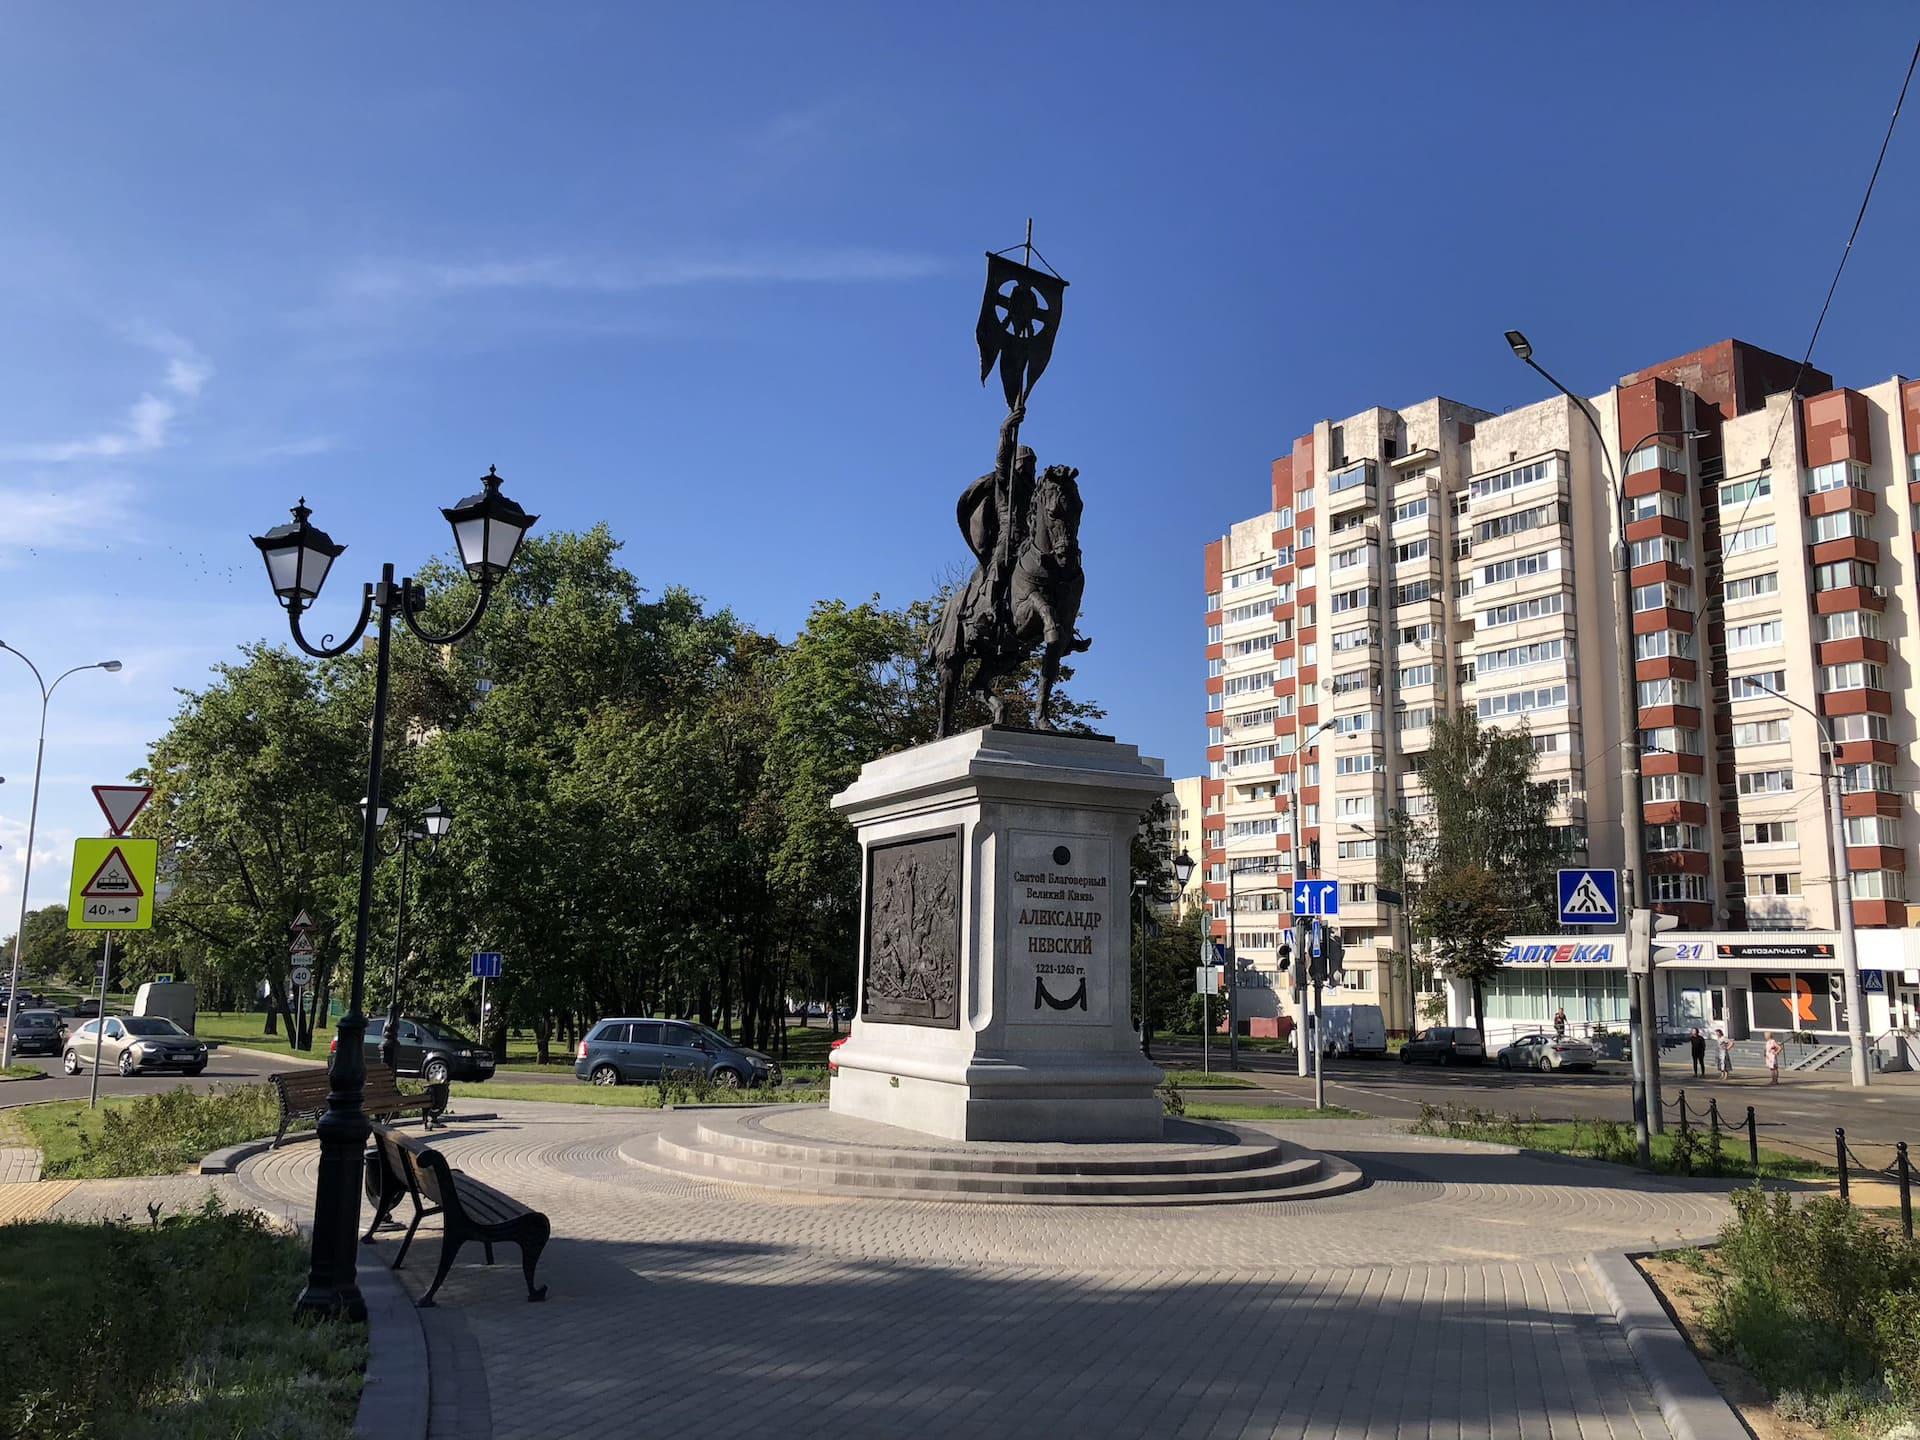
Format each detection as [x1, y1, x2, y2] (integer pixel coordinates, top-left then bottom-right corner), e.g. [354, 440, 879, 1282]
[471, 951, 503, 980]
[1293, 879, 1340, 917]
[1557, 868, 1620, 926]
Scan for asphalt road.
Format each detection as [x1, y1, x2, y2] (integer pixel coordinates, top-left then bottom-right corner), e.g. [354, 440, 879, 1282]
[1154, 1038, 1920, 1162]
[0, 1040, 318, 1109]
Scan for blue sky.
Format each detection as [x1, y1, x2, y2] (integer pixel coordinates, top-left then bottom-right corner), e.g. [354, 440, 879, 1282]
[3, 3, 1918, 912]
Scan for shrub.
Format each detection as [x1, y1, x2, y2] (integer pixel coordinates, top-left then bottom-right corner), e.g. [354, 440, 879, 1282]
[49, 1084, 284, 1179]
[1708, 1185, 1920, 1424]
[657, 1066, 720, 1106]
[1159, 1075, 1186, 1117]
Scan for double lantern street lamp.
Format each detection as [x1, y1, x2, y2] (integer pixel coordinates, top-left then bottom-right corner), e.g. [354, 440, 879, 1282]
[361, 797, 453, 1073]
[252, 467, 536, 1320]
[1135, 848, 1197, 1060]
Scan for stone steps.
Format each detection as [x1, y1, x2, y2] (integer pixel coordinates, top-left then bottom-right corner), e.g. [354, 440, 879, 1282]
[623, 1106, 1366, 1206]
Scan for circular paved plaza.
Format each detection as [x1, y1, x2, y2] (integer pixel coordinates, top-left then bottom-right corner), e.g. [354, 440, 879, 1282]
[233, 1102, 1734, 1440]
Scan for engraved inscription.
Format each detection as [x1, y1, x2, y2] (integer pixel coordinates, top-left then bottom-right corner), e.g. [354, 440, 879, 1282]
[862, 833, 961, 1028]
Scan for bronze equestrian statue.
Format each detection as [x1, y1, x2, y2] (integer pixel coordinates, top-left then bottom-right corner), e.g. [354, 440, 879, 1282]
[931, 401, 1090, 737]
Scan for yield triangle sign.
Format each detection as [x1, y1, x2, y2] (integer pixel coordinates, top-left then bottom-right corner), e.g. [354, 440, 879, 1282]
[81, 845, 146, 899]
[92, 785, 152, 837]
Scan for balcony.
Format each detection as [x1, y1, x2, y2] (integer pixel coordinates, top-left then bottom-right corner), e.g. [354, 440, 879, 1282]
[1326, 461, 1378, 516]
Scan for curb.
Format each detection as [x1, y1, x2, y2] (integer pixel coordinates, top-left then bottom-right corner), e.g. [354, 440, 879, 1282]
[356, 1259, 430, 1440]
[198, 1134, 301, 1174]
[1587, 1249, 1747, 1440]
[217, 1044, 326, 1068]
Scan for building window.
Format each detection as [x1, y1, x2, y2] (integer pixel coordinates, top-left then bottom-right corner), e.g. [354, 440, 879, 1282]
[1337, 839, 1376, 860]
[1819, 610, 1881, 642]
[1639, 726, 1702, 755]
[1395, 579, 1434, 606]
[1732, 719, 1790, 746]
[1736, 769, 1793, 796]
[1625, 443, 1684, 476]
[1628, 491, 1687, 522]
[1807, 459, 1869, 494]
[1643, 772, 1705, 803]
[1395, 538, 1429, 564]
[1728, 671, 1787, 702]
[1206, 622, 1223, 644]
[1480, 547, 1564, 586]
[1638, 677, 1697, 708]
[1479, 638, 1566, 675]
[1398, 706, 1435, 732]
[1845, 815, 1902, 846]
[1393, 497, 1429, 524]
[1814, 559, 1878, 591]
[1481, 593, 1565, 629]
[1811, 510, 1872, 543]
[1332, 587, 1376, 615]
[1646, 823, 1706, 852]
[1477, 684, 1569, 720]
[1630, 536, 1689, 567]
[1850, 869, 1906, 902]
[1397, 663, 1435, 689]
[1726, 619, 1783, 651]
[1832, 712, 1890, 743]
[1723, 523, 1776, 556]
[1648, 873, 1710, 902]
[1329, 461, 1374, 495]
[1723, 572, 1779, 602]
[1718, 473, 1771, 507]
[1632, 581, 1692, 612]
[1821, 661, 1884, 693]
[1742, 872, 1801, 896]
[1334, 752, 1378, 775]
[1840, 762, 1894, 794]
[1741, 820, 1796, 845]
[1469, 455, 1563, 501]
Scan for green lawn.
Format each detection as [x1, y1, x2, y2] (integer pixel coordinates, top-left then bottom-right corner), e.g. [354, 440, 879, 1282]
[1187, 1102, 1364, 1121]
[1162, 1069, 1256, 1088]
[0, 1062, 43, 1081]
[9, 1085, 292, 1179]
[1410, 1105, 1829, 1180]
[0, 1200, 363, 1438]
[191, 1008, 333, 1057]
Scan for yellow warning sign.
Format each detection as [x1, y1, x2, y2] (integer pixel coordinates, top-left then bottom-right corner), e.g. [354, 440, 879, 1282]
[67, 838, 158, 931]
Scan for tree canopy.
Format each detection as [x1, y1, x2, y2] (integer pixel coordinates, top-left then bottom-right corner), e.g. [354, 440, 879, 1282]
[115, 527, 1103, 1058]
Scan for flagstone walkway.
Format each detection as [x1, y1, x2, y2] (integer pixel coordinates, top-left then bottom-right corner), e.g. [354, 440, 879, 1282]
[232, 1102, 1741, 1440]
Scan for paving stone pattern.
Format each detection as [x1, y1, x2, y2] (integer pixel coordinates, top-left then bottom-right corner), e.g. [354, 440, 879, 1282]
[232, 1103, 1736, 1439]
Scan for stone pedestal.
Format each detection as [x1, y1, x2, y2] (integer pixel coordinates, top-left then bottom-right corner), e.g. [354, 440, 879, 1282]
[828, 727, 1170, 1142]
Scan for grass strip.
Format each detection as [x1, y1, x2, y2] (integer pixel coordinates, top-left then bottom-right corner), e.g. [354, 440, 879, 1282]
[0, 1198, 363, 1439]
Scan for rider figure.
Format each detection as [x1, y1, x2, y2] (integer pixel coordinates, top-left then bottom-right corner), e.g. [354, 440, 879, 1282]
[957, 401, 1033, 647]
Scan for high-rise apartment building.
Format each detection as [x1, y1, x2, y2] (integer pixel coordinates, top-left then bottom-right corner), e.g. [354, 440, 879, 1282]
[1202, 339, 1920, 1043]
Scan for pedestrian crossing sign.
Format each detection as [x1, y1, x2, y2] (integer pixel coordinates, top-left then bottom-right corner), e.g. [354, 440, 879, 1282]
[1557, 868, 1619, 926]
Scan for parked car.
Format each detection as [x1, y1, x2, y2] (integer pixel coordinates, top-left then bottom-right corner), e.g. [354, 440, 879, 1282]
[575, 1018, 780, 1088]
[3, 1009, 66, 1056]
[1496, 1033, 1598, 1072]
[63, 1015, 208, 1076]
[336, 1016, 495, 1083]
[1400, 1026, 1486, 1066]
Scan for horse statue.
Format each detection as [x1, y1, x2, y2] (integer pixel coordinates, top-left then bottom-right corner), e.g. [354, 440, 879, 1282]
[930, 408, 1090, 737]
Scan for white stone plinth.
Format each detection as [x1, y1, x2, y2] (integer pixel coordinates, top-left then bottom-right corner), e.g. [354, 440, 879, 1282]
[828, 727, 1170, 1142]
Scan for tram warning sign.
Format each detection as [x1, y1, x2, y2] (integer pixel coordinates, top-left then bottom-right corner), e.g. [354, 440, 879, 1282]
[67, 838, 159, 930]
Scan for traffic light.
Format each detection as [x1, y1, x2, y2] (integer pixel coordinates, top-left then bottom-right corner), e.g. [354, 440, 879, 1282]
[1627, 908, 1682, 973]
[1276, 939, 1292, 973]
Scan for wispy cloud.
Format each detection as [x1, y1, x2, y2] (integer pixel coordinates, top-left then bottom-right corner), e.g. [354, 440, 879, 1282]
[334, 248, 945, 304]
[0, 477, 137, 556]
[0, 328, 212, 464]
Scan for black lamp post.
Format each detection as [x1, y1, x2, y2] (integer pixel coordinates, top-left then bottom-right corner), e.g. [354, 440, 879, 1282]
[252, 467, 535, 1320]
[1151, 848, 1195, 1059]
[374, 800, 452, 1072]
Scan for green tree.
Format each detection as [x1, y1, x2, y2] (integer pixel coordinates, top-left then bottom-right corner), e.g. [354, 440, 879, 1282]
[1, 904, 98, 988]
[1396, 710, 1575, 1031]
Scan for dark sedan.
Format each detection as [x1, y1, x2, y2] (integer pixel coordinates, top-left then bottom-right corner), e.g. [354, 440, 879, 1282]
[3, 1009, 65, 1056]
[1400, 1026, 1487, 1066]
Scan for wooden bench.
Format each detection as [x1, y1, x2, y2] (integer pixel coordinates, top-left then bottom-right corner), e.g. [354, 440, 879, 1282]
[267, 1064, 448, 1149]
[365, 1124, 550, 1306]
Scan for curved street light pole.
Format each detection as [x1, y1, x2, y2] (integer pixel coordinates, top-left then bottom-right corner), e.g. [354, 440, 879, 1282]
[253, 471, 535, 1321]
[1755, 682, 1870, 1086]
[1504, 328, 1706, 1164]
[0, 647, 121, 1068]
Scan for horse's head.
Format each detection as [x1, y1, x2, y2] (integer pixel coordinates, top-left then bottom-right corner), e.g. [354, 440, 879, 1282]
[1028, 464, 1083, 557]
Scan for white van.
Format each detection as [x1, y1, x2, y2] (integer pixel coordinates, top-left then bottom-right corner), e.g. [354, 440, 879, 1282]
[1319, 1003, 1388, 1057]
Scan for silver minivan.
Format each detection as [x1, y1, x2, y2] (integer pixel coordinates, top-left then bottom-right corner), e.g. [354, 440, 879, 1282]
[574, 1018, 779, 1089]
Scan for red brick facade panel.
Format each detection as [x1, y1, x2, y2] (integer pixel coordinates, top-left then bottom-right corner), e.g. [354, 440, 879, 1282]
[1615, 377, 1686, 451]
[1635, 656, 1698, 682]
[1813, 586, 1886, 615]
[1624, 467, 1689, 500]
[1803, 389, 1873, 468]
[1204, 539, 1223, 592]
[1809, 537, 1880, 567]
[1806, 487, 1876, 518]
[1626, 515, 1691, 545]
[1842, 791, 1903, 818]
[1271, 454, 1294, 514]
[1816, 636, 1888, 667]
[1903, 379, 1920, 454]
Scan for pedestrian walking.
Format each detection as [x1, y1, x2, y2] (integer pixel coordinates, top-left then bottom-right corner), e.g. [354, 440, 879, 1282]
[1552, 1007, 1567, 1040]
[1715, 1028, 1733, 1077]
[1764, 1031, 1783, 1084]
[1689, 1026, 1707, 1077]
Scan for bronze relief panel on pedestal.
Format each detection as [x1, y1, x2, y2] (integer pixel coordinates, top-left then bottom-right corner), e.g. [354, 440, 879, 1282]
[861, 832, 962, 1028]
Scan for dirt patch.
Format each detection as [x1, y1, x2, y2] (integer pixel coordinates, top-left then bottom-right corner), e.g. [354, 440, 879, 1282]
[1637, 1253, 1824, 1440]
